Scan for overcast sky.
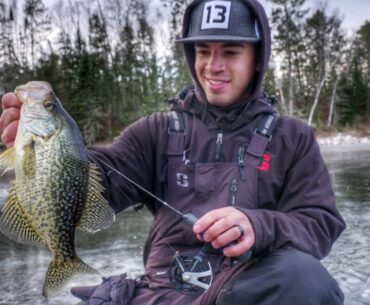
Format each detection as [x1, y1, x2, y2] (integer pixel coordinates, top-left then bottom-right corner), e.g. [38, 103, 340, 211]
[259, 0, 370, 33]
[42, 0, 369, 33]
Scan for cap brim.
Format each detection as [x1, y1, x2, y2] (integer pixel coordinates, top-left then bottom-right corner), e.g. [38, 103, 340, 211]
[176, 35, 260, 43]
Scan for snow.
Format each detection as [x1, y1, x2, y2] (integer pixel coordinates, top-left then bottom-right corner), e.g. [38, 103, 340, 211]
[317, 133, 370, 146]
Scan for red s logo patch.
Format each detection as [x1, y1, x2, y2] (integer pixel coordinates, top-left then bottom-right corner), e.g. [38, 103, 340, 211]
[258, 153, 271, 171]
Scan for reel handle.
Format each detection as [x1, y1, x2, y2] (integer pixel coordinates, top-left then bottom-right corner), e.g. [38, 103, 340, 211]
[183, 213, 199, 227]
[236, 250, 253, 262]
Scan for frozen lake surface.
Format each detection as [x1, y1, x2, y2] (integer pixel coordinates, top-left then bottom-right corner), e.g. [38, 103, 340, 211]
[0, 143, 370, 305]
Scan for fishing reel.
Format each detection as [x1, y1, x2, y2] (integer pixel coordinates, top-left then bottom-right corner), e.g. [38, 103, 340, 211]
[169, 247, 213, 294]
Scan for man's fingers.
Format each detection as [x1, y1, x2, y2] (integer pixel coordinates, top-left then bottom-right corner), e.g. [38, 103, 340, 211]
[223, 234, 254, 257]
[193, 207, 232, 234]
[1, 93, 21, 109]
[193, 207, 256, 257]
[0, 107, 20, 130]
[0, 93, 21, 148]
[1, 119, 19, 147]
[210, 225, 242, 249]
[202, 216, 233, 242]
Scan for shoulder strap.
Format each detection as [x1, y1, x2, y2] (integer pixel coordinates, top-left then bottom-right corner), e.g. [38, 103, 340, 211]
[246, 113, 279, 158]
[242, 113, 279, 207]
[168, 110, 185, 133]
[167, 110, 278, 161]
[166, 111, 187, 161]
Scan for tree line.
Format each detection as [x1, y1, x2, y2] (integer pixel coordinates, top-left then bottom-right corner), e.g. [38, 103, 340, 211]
[0, 0, 369, 144]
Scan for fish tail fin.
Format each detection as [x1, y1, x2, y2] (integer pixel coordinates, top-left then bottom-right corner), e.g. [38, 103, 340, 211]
[42, 256, 99, 298]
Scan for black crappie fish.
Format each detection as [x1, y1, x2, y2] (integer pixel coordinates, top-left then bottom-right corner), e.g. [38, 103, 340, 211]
[0, 81, 115, 297]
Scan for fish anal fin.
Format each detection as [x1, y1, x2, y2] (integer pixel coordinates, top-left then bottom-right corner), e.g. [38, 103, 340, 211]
[42, 256, 99, 297]
[0, 186, 45, 246]
[0, 147, 16, 173]
[77, 162, 115, 234]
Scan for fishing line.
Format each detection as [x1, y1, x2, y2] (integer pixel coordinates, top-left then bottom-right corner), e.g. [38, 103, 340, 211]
[93, 156, 178, 255]
[93, 155, 198, 227]
[105, 169, 179, 254]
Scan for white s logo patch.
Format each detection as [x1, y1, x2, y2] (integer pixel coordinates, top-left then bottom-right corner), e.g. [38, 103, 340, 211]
[201, 1, 231, 30]
[176, 173, 189, 187]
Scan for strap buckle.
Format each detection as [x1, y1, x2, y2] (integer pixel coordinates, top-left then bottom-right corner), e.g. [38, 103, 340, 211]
[253, 128, 273, 142]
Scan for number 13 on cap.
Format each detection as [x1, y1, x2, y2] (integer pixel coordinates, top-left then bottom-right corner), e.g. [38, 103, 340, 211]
[201, 1, 231, 30]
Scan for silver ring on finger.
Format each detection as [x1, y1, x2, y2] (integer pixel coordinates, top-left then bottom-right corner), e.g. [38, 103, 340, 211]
[235, 224, 245, 239]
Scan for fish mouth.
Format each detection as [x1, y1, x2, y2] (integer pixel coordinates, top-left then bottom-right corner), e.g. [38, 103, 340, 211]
[15, 82, 52, 104]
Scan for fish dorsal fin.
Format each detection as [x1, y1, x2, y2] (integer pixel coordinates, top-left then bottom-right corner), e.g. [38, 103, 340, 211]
[0, 147, 16, 173]
[76, 162, 115, 233]
[0, 186, 46, 246]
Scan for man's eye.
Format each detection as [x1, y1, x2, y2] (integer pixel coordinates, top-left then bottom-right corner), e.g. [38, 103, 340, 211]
[196, 49, 209, 56]
[224, 50, 239, 56]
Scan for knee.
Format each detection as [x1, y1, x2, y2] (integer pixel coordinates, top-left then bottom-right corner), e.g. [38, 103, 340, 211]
[217, 248, 344, 305]
[273, 248, 343, 301]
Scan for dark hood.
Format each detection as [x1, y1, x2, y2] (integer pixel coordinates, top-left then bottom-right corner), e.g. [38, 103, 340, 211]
[171, 86, 276, 131]
[180, 0, 271, 105]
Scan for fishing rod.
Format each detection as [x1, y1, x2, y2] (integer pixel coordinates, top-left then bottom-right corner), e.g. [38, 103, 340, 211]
[97, 157, 198, 227]
[95, 156, 251, 294]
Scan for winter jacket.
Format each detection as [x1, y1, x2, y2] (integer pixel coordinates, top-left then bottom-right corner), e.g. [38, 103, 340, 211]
[86, 85, 345, 304]
[86, 0, 345, 304]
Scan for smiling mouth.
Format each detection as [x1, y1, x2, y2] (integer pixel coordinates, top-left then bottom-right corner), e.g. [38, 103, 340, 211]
[206, 78, 230, 90]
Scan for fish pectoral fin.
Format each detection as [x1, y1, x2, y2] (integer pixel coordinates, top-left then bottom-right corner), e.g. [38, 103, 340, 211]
[76, 162, 115, 234]
[43, 256, 99, 298]
[0, 147, 16, 173]
[0, 186, 46, 246]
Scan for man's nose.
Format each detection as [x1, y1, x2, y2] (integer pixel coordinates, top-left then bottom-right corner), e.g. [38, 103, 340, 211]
[207, 51, 225, 72]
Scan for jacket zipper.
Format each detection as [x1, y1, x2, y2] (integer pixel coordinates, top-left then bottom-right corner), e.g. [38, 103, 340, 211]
[238, 146, 246, 180]
[215, 129, 223, 161]
[229, 178, 238, 206]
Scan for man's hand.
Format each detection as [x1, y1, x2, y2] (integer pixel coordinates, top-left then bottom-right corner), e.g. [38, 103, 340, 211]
[193, 207, 255, 257]
[0, 93, 21, 147]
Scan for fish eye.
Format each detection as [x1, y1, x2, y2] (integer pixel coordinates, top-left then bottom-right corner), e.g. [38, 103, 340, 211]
[44, 100, 55, 111]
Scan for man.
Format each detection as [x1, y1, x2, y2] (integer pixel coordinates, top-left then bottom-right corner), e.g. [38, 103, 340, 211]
[0, 0, 345, 304]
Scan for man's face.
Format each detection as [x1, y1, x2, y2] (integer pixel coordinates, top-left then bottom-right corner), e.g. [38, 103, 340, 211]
[194, 42, 257, 107]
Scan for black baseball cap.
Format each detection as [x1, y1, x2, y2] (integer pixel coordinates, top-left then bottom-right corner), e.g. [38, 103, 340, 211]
[177, 0, 261, 43]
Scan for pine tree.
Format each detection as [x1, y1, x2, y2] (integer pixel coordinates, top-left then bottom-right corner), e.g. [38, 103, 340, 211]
[337, 55, 368, 126]
[268, 0, 308, 116]
[0, 0, 27, 90]
[304, 5, 345, 126]
[355, 21, 370, 119]
[84, 10, 115, 142]
[161, 0, 192, 94]
[116, 17, 141, 122]
[23, 0, 51, 74]
[356, 21, 370, 78]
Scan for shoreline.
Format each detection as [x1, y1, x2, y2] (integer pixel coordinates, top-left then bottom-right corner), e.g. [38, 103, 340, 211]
[2, 133, 370, 151]
[316, 133, 370, 147]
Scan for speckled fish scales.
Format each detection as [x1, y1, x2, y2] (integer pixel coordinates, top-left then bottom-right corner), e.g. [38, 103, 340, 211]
[0, 81, 115, 297]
